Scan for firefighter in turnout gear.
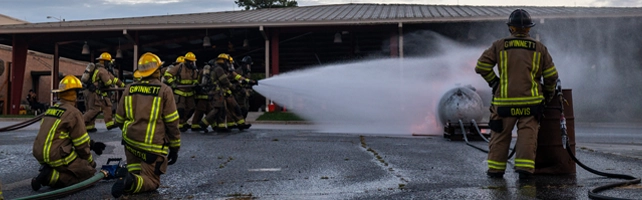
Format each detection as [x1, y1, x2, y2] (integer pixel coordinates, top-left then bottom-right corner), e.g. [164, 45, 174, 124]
[225, 56, 255, 130]
[31, 75, 105, 191]
[190, 61, 210, 131]
[198, 54, 235, 132]
[164, 52, 198, 132]
[234, 56, 255, 119]
[475, 9, 559, 179]
[82, 52, 125, 132]
[112, 52, 181, 198]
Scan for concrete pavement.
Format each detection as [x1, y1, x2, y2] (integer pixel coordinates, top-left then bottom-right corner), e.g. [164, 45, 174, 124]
[1, 120, 642, 199]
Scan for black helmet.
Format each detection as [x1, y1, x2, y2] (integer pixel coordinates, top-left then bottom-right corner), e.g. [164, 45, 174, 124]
[507, 9, 535, 28]
[241, 56, 253, 65]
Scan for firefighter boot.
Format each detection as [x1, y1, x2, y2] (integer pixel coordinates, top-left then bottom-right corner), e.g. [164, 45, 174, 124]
[486, 171, 504, 179]
[31, 165, 52, 191]
[87, 128, 98, 133]
[111, 167, 134, 198]
[238, 123, 252, 131]
[516, 170, 532, 180]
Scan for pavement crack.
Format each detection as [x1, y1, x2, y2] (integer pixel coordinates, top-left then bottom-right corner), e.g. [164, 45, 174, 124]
[359, 135, 409, 184]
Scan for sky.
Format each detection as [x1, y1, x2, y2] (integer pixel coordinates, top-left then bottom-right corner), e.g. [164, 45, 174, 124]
[1, 0, 641, 23]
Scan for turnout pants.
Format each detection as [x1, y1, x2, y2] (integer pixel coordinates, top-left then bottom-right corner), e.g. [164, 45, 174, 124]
[224, 96, 245, 127]
[191, 97, 211, 130]
[487, 105, 539, 174]
[83, 92, 114, 130]
[124, 149, 167, 194]
[203, 93, 226, 129]
[175, 95, 195, 129]
[42, 158, 96, 188]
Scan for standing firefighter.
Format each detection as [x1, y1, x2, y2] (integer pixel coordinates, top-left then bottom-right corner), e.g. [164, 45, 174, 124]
[475, 9, 559, 179]
[198, 54, 235, 132]
[164, 52, 199, 132]
[82, 52, 125, 132]
[190, 61, 210, 131]
[224, 55, 255, 130]
[234, 56, 255, 119]
[112, 52, 181, 198]
[31, 75, 106, 191]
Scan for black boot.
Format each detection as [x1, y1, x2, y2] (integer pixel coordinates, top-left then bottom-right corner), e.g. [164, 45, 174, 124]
[87, 128, 98, 133]
[238, 123, 252, 131]
[215, 126, 231, 133]
[106, 124, 118, 130]
[32, 165, 52, 191]
[198, 121, 209, 133]
[111, 167, 134, 198]
[516, 170, 532, 180]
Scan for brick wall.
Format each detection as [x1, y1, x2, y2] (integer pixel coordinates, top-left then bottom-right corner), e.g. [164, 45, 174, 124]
[0, 45, 88, 108]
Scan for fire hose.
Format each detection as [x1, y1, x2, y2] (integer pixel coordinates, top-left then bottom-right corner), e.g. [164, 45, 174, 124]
[459, 119, 516, 159]
[14, 171, 107, 200]
[0, 114, 44, 132]
[551, 81, 641, 200]
[14, 158, 123, 200]
[461, 80, 640, 199]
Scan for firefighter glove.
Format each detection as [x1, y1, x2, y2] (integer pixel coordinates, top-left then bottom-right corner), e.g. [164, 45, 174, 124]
[489, 78, 499, 95]
[168, 148, 179, 165]
[89, 139, 106, 155]
[250, 80, 258, 86]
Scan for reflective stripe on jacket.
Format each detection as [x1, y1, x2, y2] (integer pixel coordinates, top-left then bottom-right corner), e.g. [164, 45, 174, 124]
[475, 34, 559, 106]
[33, 100, 93, 167]
[115, 78, 181, 155]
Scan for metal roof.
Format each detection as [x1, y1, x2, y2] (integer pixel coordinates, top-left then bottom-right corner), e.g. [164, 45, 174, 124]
[1, 4, 642, 33]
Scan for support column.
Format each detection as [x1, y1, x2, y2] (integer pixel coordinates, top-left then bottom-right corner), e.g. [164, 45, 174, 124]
[398, 22, 404, 58]
[10, 35, 28, 114]
[270, 29, 279, 76]
[52, 43, 60, 105]
[390, 30, 399, 58]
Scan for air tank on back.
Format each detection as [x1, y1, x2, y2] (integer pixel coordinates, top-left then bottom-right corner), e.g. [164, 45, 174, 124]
[437, 85, 485, 125]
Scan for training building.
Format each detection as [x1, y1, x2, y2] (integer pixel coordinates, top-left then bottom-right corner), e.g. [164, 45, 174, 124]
[1, 4, 641, 115]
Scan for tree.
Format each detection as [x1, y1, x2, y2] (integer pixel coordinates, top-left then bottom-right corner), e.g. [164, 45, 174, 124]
[234, 0, 298, 10]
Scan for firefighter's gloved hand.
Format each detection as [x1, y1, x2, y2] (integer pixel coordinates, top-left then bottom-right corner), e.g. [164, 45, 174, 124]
[489, 79, 499, 95]
[250, 80, 258, 86]
[168, 148, 179, 165]
[544, 91, 555, 104]
[89, 140, 106, 155]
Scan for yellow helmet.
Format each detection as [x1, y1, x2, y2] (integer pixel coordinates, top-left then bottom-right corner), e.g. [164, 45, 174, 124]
[53, 75, 83, 93]
[184, 52, 197, 61]
[96, 52, 112, 61]
[175, 56, 185, 63]
[216, 53, 231, 62]
[134, 52, 163, 79]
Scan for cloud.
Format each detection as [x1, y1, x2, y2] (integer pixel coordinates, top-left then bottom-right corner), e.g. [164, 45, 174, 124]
[103, 0, 182, 5]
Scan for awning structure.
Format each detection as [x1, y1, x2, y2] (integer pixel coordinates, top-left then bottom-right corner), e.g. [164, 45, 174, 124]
[1, 4, 642, 114]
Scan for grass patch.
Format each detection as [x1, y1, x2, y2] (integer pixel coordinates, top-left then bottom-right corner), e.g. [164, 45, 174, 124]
[256, 112, 305, 121]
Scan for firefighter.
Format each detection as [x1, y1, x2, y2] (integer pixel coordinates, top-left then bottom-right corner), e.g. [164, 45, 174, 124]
[82, 52, 125, 132]
[198, 54, 235, 132]
[164, 52, 198, 132]
[190, 61, 210, 131]
[31, 75, 106, 191]
[112, 52, 181, 198]
[475, 9, 559, 179]
[225, 56, 255, 130]
[160, 56, 184, 83]
[234, 56, 255, 119]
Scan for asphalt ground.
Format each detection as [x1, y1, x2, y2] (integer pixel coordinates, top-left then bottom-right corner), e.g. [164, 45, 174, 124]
[1, 117, 642, 200]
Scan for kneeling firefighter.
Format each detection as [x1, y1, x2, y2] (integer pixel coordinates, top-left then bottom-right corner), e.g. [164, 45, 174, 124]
[112, 52, 181, 198]
[475, 9, 559, 179]
[31, 75, 106, 191]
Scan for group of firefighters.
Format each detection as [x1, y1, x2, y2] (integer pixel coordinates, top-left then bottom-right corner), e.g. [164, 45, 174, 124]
[24, 51, 258, 199]
[81, 51, 257, 134]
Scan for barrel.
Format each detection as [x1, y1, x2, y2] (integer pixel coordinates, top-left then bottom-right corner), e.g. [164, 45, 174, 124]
[534, 89, 576, 175]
